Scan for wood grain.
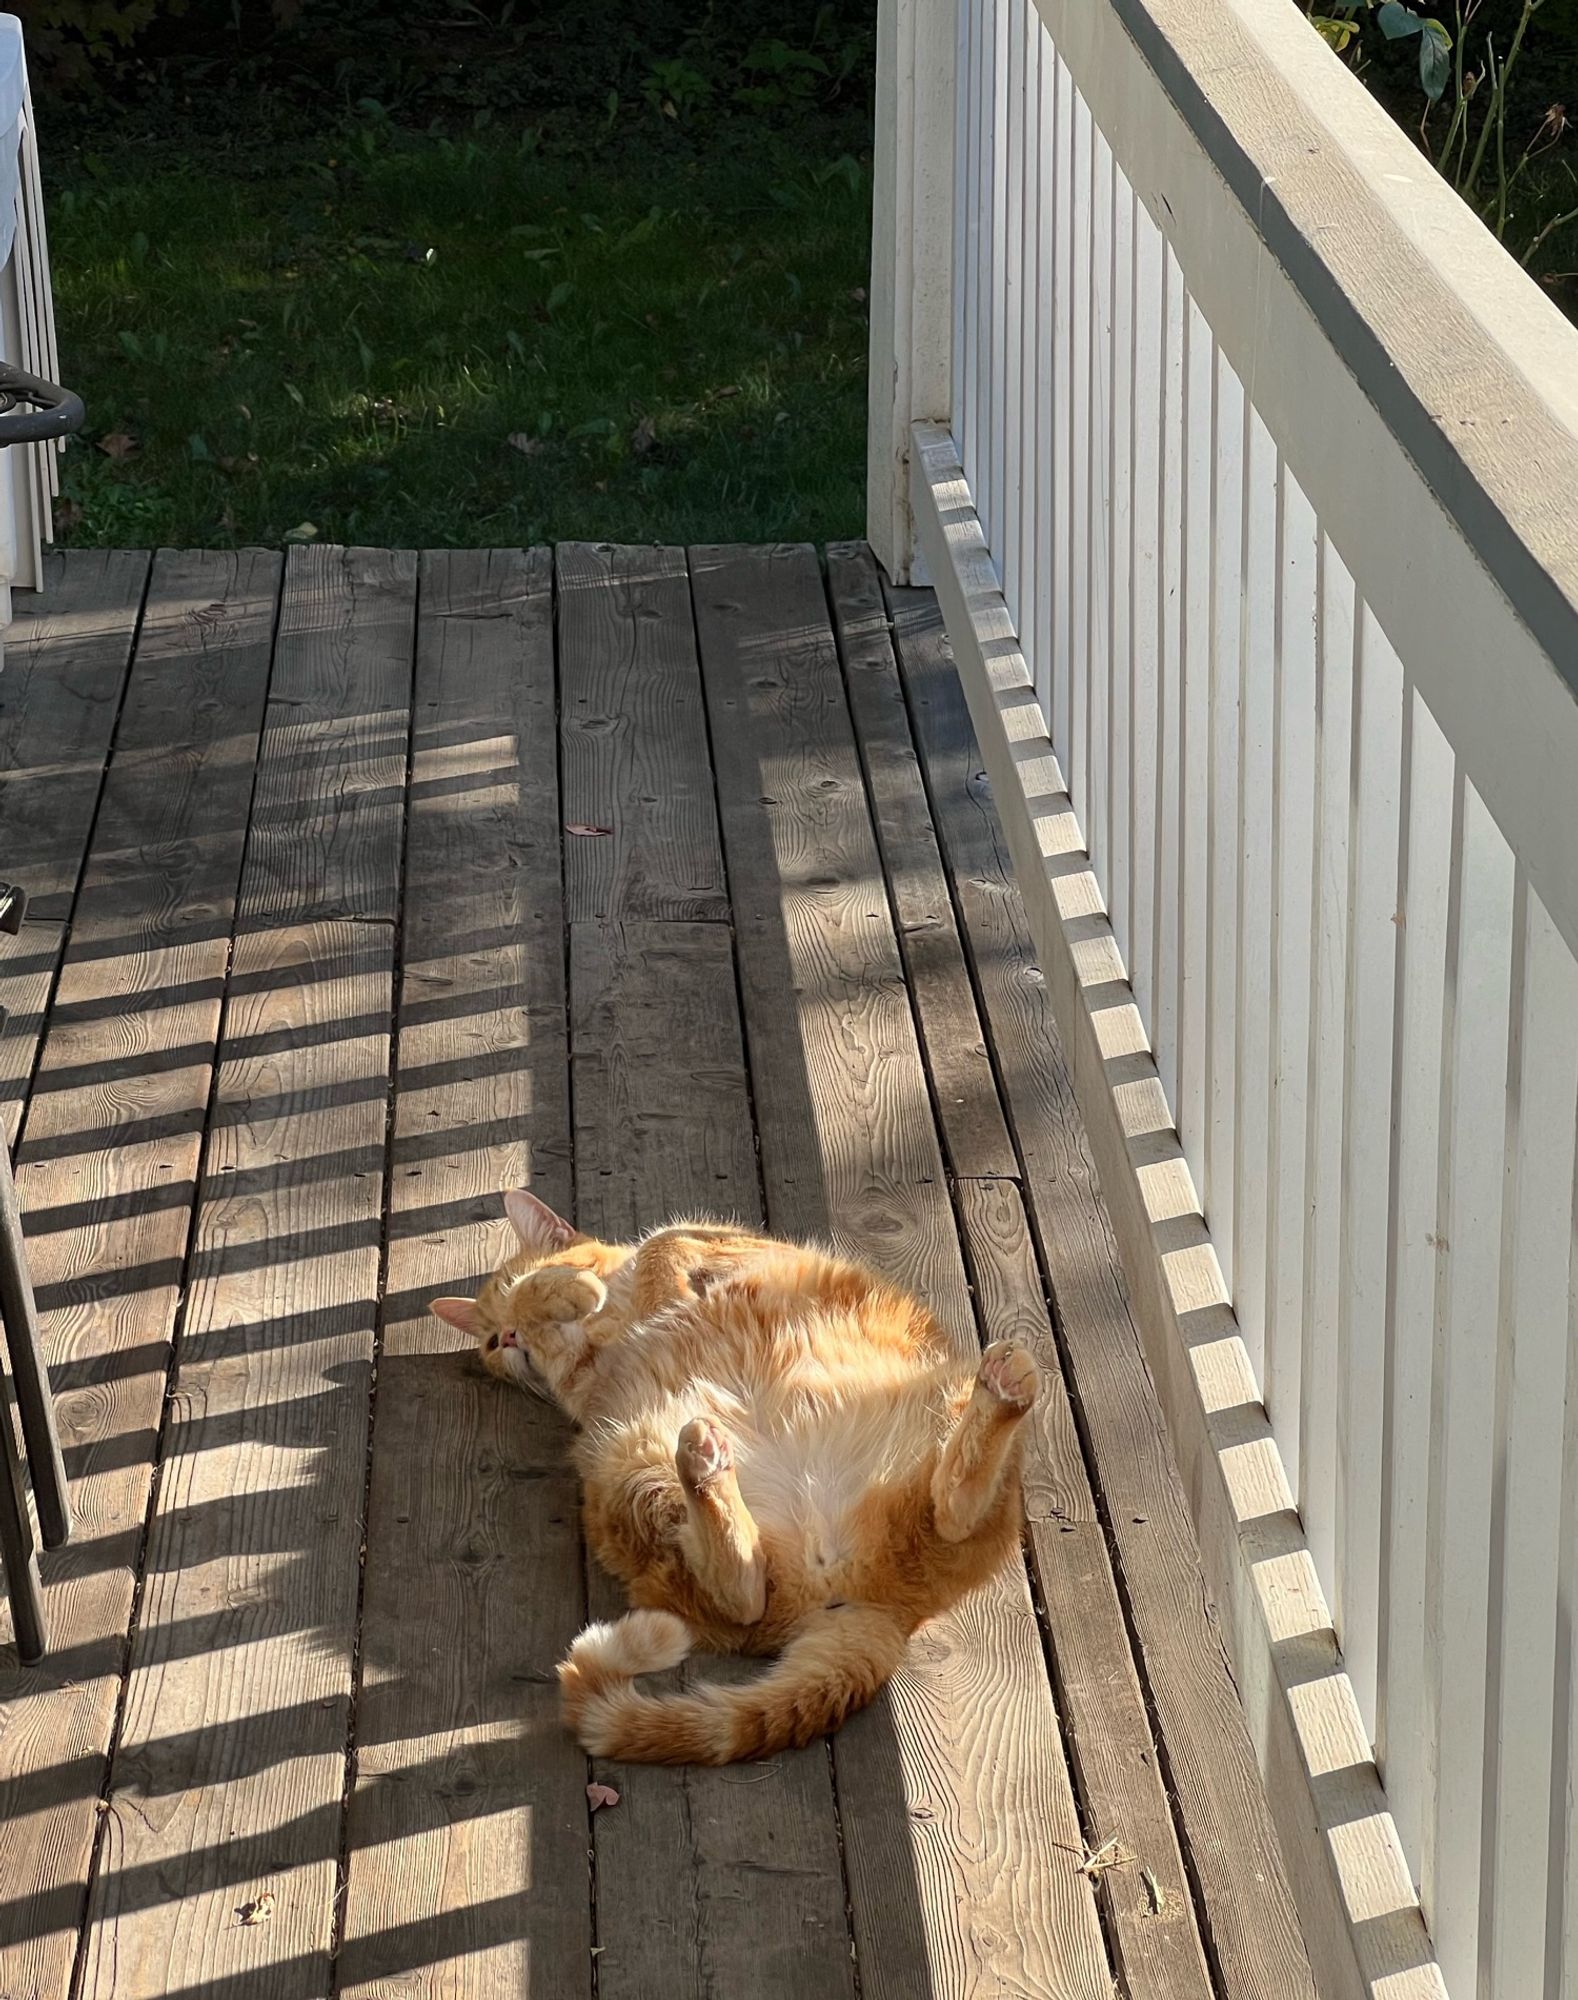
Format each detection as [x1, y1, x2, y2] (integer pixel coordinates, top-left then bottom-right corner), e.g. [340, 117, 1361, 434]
[556, 543, 730, 922]
[571, 921, 759, 1242]
[0, 551, 150, 1142]
[888, 576, 1320, 2000]
[959, 1176, 1214, 1999]
[832, 546, 1212, 1998]
[692, 540, 1114, 2000]
[824, 542, 1016, 1181]
[241, 546, 418, 929]
[76, 547, 415, 2000]
[571, 910, 856, 2000]
[339, 550, 591, 2000]
[0, 551, 280, 2000]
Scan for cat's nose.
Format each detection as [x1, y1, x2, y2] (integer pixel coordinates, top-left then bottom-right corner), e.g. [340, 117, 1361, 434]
[500, 1328, 520, 1348]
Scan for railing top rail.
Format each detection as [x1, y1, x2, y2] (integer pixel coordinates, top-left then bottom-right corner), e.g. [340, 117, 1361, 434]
[1043, 0, 1578, 691]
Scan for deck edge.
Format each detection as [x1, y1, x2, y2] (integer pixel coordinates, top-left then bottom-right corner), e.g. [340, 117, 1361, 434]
[909, 424, 1448, 2000]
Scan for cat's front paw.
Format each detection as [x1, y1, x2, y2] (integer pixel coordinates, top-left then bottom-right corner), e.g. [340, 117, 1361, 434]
[677, 1416, 734, 1492]
[978, 1340, 1039, 1414]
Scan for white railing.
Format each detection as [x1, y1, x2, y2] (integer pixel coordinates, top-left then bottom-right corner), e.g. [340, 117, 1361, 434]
[869, 1, 1578, 1997]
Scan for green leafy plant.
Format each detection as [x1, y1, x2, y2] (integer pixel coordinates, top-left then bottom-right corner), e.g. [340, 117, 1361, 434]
[1376, 0, 1454, 99]
[1308, 0, 1577, 278]
[1311, 13, 1362, 49]
[640, 56, 713, 121]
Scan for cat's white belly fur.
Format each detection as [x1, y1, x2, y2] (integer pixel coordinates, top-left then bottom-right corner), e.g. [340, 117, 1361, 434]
[698, 1375, 941, 1574]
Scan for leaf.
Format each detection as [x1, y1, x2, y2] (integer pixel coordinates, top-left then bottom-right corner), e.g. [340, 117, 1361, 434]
[630, 415, 657, 455]
[235, 1891, 275, 1927]
[615, 207, 664, 252]
[188, 434, 212, 463]
[1377, 1, 1423, 35]
[586, 1782, 621, 1811]
[564, 823, 613, 837]
[1312, 14, 1360, 50]
[546, 281, 576, 314]
[507, 432, 543, 456]
[284, 521, 320, 543]
[98, 431, 139, 460]
[1419, 18, 1452, 97]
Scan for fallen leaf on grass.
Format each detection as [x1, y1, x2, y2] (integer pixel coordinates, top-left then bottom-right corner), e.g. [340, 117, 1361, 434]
[564, 823, 613, 837]
[51, 499, 83, 535]
[284, 522, 320, 543]
[235, 1891, 275, 1927]
[97, 431, 139, 461]
[586, 1782, 620, 1812]
[630, 414, 657, 456]
[507, 432, 543, 457]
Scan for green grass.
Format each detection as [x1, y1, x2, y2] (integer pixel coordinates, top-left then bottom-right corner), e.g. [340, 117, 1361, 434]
[48, 119, 874, 548]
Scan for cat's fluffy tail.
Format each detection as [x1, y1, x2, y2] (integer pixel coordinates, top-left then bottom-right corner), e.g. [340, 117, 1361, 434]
[558, 1604, 908, 1764]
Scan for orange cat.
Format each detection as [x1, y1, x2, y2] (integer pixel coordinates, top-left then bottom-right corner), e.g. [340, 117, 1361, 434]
[431, 1189, 1040, 1765]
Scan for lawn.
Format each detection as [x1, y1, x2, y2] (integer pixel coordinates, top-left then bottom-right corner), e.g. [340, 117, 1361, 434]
[34, 0, 1574, 553]
[46, 113, 874, 548]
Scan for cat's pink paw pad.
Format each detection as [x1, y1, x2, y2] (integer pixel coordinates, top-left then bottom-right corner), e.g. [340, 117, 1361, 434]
[677, 1417, 733, 1491]
[979, 1341, 1039, 1413]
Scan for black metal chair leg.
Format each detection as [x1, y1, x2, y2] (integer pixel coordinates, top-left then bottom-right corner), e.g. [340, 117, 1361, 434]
[0, 1132, 68, 1547]
[0, 1371, 46, 1663]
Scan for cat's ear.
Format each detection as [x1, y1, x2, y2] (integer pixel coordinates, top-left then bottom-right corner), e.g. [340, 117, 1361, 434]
[431, 1296, 483, 1335]
[503, 1188, 578, 1251]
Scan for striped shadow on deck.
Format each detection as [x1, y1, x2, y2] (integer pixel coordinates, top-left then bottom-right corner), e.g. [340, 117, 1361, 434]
[0, 543, 1316, 2000]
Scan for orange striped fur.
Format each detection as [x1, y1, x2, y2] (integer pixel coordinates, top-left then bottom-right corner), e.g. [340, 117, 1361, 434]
[431, 1190, 1039, 1765]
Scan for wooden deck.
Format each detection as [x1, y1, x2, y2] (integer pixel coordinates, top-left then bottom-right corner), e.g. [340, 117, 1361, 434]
[0, 543, 1317, 2000]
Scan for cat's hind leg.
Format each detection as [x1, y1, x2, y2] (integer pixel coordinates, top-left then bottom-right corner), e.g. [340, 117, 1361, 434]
[931, 1341, 1040, 1543]
[631, 1227, 772, 1318]
[675, 1417, 767, 1625]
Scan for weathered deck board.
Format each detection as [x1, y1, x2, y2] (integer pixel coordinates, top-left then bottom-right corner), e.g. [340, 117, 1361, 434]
[570, 922, 760, 1244]
[340, 550, 590, 2000]
[556, 542, 730, 922]
[888, 580, 1320, 2000]
[0, 551, 149, 1141]
[959, 1178, 1215, 1997]
[571, 918, 855, 1997]
[0, 552, 279, 2000]
[75, 548, 416, 2000]
[829, 548, 1213, 1997]
[0, 542, 1321, 2000]
[240, 546, 416, 928]
[692, 541, 1115, 2000]
[824, 542, 1016, 1181]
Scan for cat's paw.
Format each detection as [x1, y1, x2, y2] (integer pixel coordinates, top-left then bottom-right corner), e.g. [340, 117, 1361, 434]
[677, 1416, 734, 1492]
[978, 1340, 1039, 1414]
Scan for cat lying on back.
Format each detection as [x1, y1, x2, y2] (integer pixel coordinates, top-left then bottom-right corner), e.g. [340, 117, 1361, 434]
[431, 1190, 1040, 1765]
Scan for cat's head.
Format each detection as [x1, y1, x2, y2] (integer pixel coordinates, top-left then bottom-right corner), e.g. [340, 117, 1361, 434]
[430, 1189, 616, 1393]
